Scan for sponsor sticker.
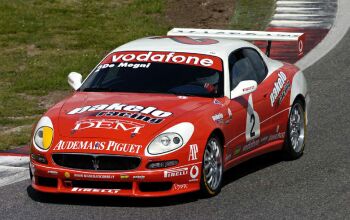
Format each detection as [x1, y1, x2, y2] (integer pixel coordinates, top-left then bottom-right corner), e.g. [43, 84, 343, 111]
[64, 172, 70, 178]
[277, 82, 291, 106]
[212, 113, 224, 124]
[95, 111, 164, 124]
[164, 167, 188, 178]
[242, 132, 285, 152]
[174, 183, 188, 190]
[74, 173, 115, 180]
[71, 187, 120, 194]
[53, 140, 142, 153]
[120, 175, 129, 180]
[225, 108, 233, 124]
[72, 119, 144, 134]
[188, 144, 199, 161]
[270, 72, 287, 107]
[242, 139, 260, 152]
[95, 63, 151, 72]
[67, 103, 172, 118]
[48, 170, 58, 175]
[133, 175, 145, 181]
[213, 99, 222, 105]
[234, 147, 241, 155]
[189, 165, 199, 181]
[101, 51, 223, 71]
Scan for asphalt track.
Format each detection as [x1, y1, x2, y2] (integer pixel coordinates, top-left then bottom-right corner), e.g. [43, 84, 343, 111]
[2, 2, 350, 219]
[0, 29, 349, 219]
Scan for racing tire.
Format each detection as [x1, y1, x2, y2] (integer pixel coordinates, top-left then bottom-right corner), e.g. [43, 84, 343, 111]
[199, 135, 223, 197]
[283, 99, 306, 160]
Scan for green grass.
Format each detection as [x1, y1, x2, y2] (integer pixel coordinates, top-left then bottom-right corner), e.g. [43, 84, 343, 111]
[0, 0, 275, 150]
[231, 0, 276, 30]
[0, 0, 168, 150]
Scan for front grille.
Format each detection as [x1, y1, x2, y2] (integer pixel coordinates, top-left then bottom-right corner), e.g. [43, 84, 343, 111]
[52, 153, 141, 171]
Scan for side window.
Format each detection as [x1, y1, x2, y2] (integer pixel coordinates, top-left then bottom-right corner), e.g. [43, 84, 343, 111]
[242, 49, 267, 84]
[229, 48, 268, 90]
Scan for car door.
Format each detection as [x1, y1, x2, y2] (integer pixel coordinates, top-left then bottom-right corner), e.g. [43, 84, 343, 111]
[226, 48, 274, 157]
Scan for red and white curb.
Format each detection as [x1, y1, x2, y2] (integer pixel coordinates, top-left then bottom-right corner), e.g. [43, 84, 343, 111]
[0, 155, 30, 188]
[271, 0, 336, 29]
[257, 0, 337, 64]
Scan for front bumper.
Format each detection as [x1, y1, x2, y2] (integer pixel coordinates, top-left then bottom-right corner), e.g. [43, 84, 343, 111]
[30, 160, 201, 197]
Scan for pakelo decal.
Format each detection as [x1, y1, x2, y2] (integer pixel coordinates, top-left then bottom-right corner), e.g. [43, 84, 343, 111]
[67, 103, 172, 118]
[270, 72, 287, 107]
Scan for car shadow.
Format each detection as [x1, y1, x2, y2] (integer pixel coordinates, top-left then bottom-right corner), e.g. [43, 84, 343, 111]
[27, 151, 285, 207]
[222, 151, 284, 187]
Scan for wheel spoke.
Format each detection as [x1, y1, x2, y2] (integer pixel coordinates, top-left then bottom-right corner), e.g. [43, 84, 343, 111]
[206, 168, 213, 179]
[207, 175, 213, 185]
[203, 138, 223, 192]
[204, 161, 210, 169]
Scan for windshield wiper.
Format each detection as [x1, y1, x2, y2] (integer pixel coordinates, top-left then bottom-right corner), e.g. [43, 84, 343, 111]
[167, 91, 213, 98]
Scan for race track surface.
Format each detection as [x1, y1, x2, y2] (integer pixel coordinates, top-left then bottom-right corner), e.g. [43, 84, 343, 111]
[1, 32, 349, 220]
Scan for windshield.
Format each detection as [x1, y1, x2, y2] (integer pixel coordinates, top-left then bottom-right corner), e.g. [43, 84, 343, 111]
[80, 51, 224, 97]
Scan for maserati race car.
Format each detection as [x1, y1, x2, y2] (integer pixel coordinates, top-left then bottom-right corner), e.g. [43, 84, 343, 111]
[30, 28, 309, 197]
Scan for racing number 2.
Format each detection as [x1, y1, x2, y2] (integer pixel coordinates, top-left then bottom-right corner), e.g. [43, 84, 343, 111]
[246, 94, 260, 142]
[250, 114, 256, 138]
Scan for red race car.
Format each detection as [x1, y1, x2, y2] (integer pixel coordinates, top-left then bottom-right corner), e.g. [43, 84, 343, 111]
[30, 28, 309, 197]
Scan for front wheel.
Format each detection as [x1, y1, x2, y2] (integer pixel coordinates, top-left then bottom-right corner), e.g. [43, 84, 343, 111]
[283, 100, 306, 159]
[200, 136, 223, 197]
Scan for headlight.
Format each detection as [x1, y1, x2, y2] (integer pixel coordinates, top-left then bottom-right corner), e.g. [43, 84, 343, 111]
[148, 133, 183, 155]
[146, 122, 194, 156]
[33, 116, 54, 151]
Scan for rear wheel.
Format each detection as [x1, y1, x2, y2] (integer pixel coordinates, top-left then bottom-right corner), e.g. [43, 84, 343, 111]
[200, 136, 223, 197]
[283, 100, 306, 159]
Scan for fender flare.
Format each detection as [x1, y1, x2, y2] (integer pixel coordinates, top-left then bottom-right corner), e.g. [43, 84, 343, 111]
[290, 71, 310, 125]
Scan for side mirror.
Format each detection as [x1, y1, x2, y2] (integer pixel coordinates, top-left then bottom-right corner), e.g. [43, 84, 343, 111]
[230, 80, 257, 99]
[68, 72, 82, 90]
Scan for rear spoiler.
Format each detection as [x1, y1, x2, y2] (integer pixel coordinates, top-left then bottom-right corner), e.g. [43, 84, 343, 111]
[167, 28, 306, 58]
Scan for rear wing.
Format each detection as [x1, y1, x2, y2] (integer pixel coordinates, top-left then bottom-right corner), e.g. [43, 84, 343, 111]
[167, 28, 306, 58]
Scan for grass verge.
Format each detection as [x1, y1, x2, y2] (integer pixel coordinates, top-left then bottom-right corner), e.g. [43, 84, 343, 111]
[231, 0, 276, 30]
[0, 0, 167, 150]
[0, 0, 275, 150]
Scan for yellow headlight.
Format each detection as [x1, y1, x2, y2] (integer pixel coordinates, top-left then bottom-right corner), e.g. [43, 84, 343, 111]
[34, 126, 54, 150]
[42, 127, 53, 149]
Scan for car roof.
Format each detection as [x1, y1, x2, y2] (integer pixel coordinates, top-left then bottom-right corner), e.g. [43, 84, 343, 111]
[112, 36, 258, 60]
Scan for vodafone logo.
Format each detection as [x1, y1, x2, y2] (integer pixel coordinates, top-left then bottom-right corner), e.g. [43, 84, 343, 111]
[103, 51, 223, 71]
[298, 40, 303, 54]
[190, 165, 199, 179]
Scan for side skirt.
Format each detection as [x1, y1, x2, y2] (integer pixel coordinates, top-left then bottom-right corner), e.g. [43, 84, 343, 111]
[223, 140, 284, 171]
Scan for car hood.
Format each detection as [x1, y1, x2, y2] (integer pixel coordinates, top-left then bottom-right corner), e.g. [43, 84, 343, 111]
[57, 92, 213, 141]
